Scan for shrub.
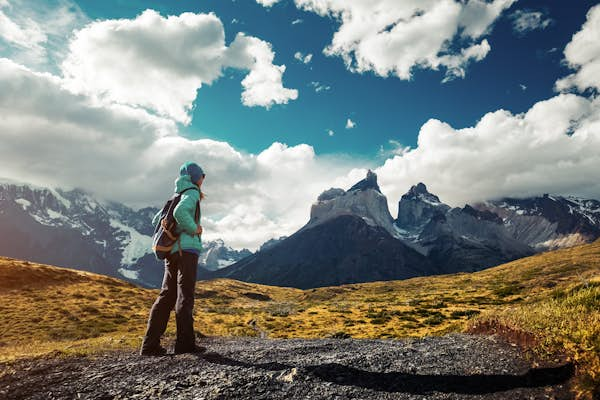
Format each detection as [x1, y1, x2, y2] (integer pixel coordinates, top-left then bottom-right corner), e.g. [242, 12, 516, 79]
[493, 283, 522, 298]
[424, 315, 445, 326]
[450, 309, 480, 319]
[80, 306, 100, 314]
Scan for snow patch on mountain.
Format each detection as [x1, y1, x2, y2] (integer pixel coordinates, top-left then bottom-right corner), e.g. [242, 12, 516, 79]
[15, 198, 31, 209]
[109, 219, 152, 266]
[52, 190, 72, 209]
[46, 209, 65, 220]
[217, 258, 237, 268]
[118, 267, 140, 281]
[199, 239, 252, 271]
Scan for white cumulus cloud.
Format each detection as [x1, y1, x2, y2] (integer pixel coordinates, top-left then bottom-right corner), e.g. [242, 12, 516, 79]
[227, 33, 299, 108]
[310, 81, 330, 93]
[555, 4, 600, 93]
[61, 10, 297, 124]
[258, 0, 515, 82]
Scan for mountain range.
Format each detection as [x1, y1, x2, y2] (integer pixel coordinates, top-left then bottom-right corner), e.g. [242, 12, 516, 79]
[199, 170, 600, 288]
[0, 180, 250, 287]
[2, 173, 599, 289]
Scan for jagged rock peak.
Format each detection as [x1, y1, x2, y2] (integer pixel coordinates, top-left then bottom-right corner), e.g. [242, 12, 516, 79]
[348, 170, 381, 193]
[395, 182, 449, 230]
[307, 169, 395, 236]
[409, 182, 429, 195]
[402, 182, 442, 204]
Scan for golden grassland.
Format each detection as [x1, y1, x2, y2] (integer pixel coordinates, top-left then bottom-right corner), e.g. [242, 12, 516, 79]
[0, 239, 598, 397]
[469, 278, 600, 398]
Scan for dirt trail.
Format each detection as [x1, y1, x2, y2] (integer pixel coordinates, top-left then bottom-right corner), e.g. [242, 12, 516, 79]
[0, 334, 573, 399]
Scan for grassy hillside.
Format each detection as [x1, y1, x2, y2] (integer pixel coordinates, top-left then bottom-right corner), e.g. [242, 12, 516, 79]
[0, 240, 598, 397]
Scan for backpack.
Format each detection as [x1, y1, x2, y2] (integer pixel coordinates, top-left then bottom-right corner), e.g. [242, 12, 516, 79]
[152, 187, 200, 260]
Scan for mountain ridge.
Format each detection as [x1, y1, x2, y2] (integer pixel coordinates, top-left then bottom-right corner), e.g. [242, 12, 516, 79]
[2, 176, 600, 289]
[202, 172, 600, 288]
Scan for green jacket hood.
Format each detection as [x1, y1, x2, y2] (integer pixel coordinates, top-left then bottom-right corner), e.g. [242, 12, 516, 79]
[174, 174, 198, 194]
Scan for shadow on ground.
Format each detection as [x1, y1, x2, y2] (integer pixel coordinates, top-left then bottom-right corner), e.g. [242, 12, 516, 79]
[199, 352, 574, 395]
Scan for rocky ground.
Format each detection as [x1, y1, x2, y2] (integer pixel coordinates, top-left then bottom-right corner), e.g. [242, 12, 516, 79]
[0, 334, 574, 400]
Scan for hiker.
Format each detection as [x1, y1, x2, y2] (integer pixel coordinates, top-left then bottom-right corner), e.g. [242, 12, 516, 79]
[140, 162, 206, 356]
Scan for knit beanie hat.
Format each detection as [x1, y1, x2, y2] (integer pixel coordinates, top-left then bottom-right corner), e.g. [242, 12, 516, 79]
[179, 161, 205, 183]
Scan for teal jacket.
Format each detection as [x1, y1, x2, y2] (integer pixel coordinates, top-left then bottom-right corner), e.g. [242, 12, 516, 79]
[153, 175, 202, 255]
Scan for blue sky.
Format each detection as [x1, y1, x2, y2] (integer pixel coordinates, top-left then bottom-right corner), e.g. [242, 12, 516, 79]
[75, 0, 597, 158]
[1, 0, 599, 249]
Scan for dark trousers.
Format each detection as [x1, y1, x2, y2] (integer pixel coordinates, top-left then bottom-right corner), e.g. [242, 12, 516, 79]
[141, 251, 198, 352]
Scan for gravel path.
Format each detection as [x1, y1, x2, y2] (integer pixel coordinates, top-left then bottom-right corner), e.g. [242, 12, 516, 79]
[0, 334, 574, 400]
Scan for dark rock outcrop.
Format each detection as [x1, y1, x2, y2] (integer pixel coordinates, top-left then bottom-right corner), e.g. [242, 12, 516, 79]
[348, 169, 381, 193]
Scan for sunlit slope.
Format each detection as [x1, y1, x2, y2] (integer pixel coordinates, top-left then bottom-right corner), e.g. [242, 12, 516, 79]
[0, 238, 598, 361]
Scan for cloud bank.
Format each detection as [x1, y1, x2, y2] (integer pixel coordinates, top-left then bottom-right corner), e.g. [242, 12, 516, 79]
[0, 58, 348, 249]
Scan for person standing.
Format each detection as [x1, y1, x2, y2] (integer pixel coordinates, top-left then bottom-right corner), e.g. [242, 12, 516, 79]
[140, 162, 206, 356]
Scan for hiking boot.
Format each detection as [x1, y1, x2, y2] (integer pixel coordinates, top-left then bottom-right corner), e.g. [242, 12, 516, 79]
[140, 346, 168, 356]
[174, 344, 207, 355]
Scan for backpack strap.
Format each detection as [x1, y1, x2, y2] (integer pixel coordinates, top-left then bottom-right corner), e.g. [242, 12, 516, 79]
[194, 200, 200, 224]
[177, 186, 199, 196]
